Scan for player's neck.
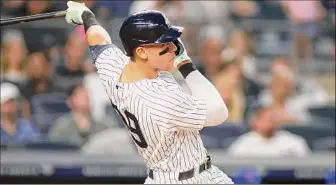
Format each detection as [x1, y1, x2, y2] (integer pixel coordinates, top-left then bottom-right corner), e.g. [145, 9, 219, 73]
[120, 60, 158, 83]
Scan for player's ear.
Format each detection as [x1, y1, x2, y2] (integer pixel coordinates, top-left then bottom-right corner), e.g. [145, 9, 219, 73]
[135, 47, 148, 60]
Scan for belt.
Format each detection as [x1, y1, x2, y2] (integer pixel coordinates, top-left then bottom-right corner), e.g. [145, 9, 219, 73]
[149, 156, 212, 181]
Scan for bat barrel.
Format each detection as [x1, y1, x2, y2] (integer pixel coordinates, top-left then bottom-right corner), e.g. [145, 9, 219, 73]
[0, 10, 67, 27]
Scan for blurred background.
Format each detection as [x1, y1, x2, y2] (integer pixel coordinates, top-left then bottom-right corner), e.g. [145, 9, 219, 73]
[0, 0, 335, 184]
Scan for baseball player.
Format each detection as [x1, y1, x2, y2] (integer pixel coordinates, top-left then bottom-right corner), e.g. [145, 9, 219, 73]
[65, 1, 233, 184]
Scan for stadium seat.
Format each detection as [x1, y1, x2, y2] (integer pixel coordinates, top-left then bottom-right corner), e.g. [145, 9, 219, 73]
[31, 92, 69, 114]
[220, 136, 241, 149]
[231, 168, 262, 184]
[310, 115, 335, 128]
[200, 123, 247, 149]
[312, 137, 336, 152]
[32, 112, 69, 133]
[281, 124, 335, 150]
[30, 93, 70, 132]
[308, 106, 335, 125]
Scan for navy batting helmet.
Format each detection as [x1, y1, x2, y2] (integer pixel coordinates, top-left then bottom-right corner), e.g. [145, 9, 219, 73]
[119, 10, 184, 57]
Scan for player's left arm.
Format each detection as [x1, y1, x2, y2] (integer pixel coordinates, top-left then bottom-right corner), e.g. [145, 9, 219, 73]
[64, 1, 128, 86]
[64, 0, 131, 106]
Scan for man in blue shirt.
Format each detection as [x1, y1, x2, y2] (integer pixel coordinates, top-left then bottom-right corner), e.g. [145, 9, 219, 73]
[1, 82, 41, 144]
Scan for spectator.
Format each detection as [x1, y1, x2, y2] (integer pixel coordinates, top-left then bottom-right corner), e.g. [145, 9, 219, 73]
[198, 1, 232, 24]
[48, 83, 109, 146]
[129, 0, 205, 24]
[23, 52, 60, 103]
[321, 0, 336, 24]
[0, 0, 26, 17]
[321, 0, 336, 60]
[52, 29, 87, 92]
[82, 57, 110, 122]
[1, 82, 41, 144]
[258, 57, 329, 123]
[227, 104, 311, 157]
[259, 62, 301, 123]
[281, 0, 327, 71]
[226, 28, 257, 79]
[1, 29, 28, 85]
[0, 79, 32, 119]
[213, 49, 245, 122]
[130, 0, 231, 26]
[214, 47, 262, 122]
[196, 25, 226, 81]
[24, 0, 56, 15]
[230, 0, 260, 21]
[254, 1, 287, 20]
[95, 0, 133, 18]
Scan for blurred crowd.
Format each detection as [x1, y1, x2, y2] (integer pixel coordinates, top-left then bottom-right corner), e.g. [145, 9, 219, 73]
[1, 0, 335, 157]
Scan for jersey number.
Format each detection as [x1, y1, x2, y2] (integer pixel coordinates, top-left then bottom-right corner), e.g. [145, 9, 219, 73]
[111, 103, 148, 148]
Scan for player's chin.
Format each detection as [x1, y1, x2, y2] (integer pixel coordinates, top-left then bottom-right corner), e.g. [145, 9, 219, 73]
[160, 59, 174, 71]
[159, 63, 174, 72]
[167, 64, 175, 71]
[160, 64, 173, 72]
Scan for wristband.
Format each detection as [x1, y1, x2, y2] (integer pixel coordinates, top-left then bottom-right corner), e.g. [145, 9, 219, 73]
[178, 62, 197, 78]
[82, 11, 99, 32]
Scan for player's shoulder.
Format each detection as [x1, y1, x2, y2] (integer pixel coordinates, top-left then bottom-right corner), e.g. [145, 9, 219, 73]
[89, 44, 129, 63]
[134, 72, 181, 93]
[131, 76, 187, 107]
[133, 79, 180, 96]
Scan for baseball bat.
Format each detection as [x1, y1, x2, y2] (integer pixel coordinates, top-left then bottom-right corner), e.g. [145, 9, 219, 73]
[0, 10, 67, 27]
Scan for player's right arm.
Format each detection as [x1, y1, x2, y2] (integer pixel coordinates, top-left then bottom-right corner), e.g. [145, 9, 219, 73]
[173, 39, 229, 127]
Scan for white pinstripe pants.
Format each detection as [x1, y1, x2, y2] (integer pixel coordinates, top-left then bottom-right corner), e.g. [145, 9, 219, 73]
[144, 165, 234, 184]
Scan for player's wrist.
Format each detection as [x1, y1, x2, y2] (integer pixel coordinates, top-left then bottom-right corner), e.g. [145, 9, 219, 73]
[82, 10, 99, 32]
[176, 60, 192, 69]
[178, 62, 197, 78]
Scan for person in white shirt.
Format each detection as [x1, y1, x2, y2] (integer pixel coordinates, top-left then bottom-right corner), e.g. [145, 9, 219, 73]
[227, 104, 311, 157]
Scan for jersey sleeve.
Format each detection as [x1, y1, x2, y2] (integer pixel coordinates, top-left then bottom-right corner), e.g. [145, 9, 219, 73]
[148, 89, 207, 132]
[89, 44, 129, 83]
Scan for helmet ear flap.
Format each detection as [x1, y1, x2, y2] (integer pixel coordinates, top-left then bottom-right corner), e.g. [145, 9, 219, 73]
[173, 39, 181, 56]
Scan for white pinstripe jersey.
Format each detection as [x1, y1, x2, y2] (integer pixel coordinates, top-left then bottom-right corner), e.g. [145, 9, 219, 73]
[89, 44, 208, 172]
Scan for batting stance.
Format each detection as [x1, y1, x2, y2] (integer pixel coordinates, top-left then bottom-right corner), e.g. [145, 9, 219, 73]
[65, 1, 233, 184]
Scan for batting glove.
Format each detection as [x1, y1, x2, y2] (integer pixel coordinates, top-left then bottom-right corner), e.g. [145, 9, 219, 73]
[173, 38, 192, 68]
[65, 1, 93, 25]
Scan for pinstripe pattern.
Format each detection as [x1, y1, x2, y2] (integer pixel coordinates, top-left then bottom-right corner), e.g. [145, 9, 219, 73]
[89, 44, 233, 184]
